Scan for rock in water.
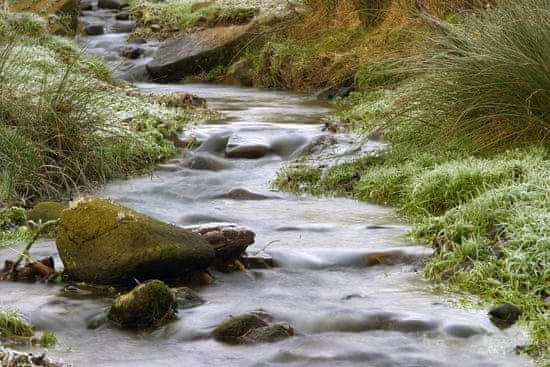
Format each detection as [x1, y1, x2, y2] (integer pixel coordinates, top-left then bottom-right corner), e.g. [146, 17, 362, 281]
[212, 314, 293, 344]
[108, 280, 176, 328]
[240, 323, 294, 344]
[173, 287, 205, 309]
[147, 24, 253, 82]
[212, 313, 267, 341]
[489, 304, 522, 327]
[56, 197, 215, 284]
[0, 347, 69, 366]
[185, 223, 255, 259]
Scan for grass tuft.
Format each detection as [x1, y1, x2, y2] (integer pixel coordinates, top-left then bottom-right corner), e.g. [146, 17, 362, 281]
[393, 0, 550, 152]
[0, 309, 34, 338]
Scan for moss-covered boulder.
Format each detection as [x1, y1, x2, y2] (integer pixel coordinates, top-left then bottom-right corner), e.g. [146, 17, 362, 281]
[212, 313, 293, 344]
[240, 323, 293, 344]
[108, 280, 176, 328]
[211, 313, 267, 341]
[56, 197, 215, 284]
[26, 201, 67, 223]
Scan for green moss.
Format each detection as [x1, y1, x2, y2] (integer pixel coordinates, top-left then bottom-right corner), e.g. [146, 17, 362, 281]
[212, 313, 267, 340]
[0, 309, 34, 338]
[26, 201, 67, 223]
[108, 280, 176, 328]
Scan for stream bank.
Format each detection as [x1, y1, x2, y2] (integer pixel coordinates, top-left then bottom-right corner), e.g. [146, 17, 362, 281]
[0, 0, 546, 366]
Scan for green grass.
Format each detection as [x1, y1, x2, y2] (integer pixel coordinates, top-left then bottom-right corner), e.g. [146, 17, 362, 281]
[275, 146, 550, 360]
[0, 309, 34, 339]
[128, 0, 256, 38]
[39, 330, 57, 348]
[0, 10, 199, 206]
[392, 0, 550, 152]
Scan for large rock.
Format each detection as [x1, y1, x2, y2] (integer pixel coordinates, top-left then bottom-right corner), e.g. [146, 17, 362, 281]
[147, 24, 253, 82]
[56, 197, 215, 284]
[108, 280, 176, 328]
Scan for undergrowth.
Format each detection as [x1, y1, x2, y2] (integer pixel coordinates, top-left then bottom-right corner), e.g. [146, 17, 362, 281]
[0, 11, 199, 206]
[274, 2, 550, 360]
[128, 0, 256, 38]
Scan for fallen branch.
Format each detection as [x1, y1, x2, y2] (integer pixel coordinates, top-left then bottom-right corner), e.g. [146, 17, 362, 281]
[7, 220, 58, 281]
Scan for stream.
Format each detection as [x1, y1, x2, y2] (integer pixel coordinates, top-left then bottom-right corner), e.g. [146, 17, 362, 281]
[0, 2, 534, 366]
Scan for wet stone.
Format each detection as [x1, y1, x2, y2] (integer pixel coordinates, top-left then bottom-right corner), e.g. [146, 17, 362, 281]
[80, 0, 93, 11]
[120, 46, 144, 59]
[111, 21, 136, 33]
[240, 323, 294, 344]
[115, 11, 130, 20]
[212, 313, 267, 341]
[98, 0, 126, 9]
[225, 144, 270, 159]
[489, 304, 522, 327]
[83, 24, 104, 35]
[173, 287, 205, 309]
[213, 188, 274, 200]
[108, 280, 176, 329]
[182, 155, 230, 171]
[444, 324, 487, 338]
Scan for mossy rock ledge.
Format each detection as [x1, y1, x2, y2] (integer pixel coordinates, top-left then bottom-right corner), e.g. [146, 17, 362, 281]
[26, 201, 67, 223]
[56, 197, 215, 284]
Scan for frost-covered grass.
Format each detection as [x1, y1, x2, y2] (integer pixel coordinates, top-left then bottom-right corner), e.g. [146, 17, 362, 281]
[0, 11, 199, 205]
[275, 146, 550, 360]
[128, 0, 256, 38]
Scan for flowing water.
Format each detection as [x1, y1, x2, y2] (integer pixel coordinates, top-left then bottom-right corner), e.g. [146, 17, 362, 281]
[0, 3, 534, 366]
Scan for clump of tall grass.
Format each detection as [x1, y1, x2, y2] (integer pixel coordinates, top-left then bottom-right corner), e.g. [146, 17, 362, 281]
[0, 309, 34, 338]
[395, 0, 550, 152]
[0, 10, 195, 205]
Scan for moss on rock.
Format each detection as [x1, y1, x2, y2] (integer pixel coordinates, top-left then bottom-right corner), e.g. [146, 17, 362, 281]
[212, 313, 267, 341]
[56, 197, 215, 284]
[108, 280, 176, 328]
[26, 201, 67, 223]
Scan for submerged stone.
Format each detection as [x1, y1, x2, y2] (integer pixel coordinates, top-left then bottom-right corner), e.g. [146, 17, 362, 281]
[212, 313, 267, 341]
[212, 314, 293, 344]
[173, 287, 205, 309]
[489, 304, 522, 327]
[56, 197, 215, 284]
[240, 323, 293, 344]
[108, 280, 176, 328]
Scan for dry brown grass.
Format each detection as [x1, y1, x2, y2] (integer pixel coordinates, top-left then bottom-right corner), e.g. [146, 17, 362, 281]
[251, 0, 490, 91]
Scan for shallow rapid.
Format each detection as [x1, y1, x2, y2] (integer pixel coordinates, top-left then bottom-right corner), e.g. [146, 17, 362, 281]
[0, 2, 533, 366]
